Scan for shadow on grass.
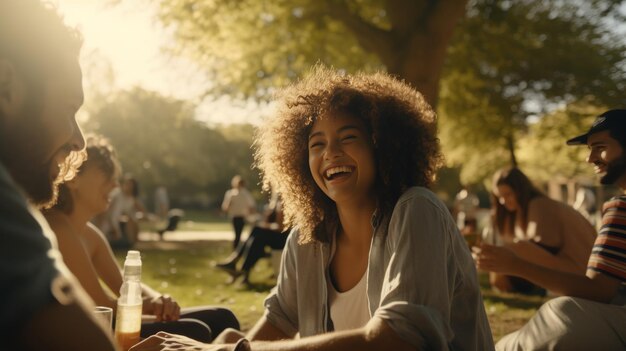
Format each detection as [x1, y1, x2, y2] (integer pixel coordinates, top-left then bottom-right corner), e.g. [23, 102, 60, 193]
[478, 272, 547, 310]
[482, 291, 546, 310]
[238, 281, 276, 293]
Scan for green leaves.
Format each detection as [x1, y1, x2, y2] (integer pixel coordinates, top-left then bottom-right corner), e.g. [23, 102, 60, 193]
[155, 0, 381, 100]
[518, 103, 602, 183]
[83, 88, 259, 204]
[440, 0, 626, 183]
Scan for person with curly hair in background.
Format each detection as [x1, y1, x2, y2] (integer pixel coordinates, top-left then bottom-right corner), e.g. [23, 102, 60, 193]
[132, 66, 494, 351]
[44, 135, 240, 343]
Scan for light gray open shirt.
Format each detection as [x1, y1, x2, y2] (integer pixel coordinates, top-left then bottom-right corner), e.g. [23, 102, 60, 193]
[264, 186, 494, 350]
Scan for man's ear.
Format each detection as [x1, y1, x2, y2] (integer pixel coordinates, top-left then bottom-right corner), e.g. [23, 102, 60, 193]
[0, 59, 25, 119]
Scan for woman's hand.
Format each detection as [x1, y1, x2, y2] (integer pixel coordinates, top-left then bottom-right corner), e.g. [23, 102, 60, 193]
[129, 332, 230, 351]
[143, 295, 181, 322]
[472, 244, 521, 275]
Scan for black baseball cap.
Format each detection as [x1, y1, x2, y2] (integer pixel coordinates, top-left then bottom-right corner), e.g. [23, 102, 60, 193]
[566, 109, 626, 146]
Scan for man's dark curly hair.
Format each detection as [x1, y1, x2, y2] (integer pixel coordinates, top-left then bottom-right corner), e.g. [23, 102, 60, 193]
[255, 65, 444, 244]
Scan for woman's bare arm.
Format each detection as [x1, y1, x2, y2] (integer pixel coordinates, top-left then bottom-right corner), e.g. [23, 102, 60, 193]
[507, 240, 583, 274]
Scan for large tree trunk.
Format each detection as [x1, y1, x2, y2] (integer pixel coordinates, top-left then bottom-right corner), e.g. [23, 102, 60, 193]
[385, 1, 467, 109]
[386, 33, 451, 109]
[330, 0, 467, 109]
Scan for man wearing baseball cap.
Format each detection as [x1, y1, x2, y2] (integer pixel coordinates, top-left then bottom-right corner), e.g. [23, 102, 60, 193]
[475, 109, 626, 350]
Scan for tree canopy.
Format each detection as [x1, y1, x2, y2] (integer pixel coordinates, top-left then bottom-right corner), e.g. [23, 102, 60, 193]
[440, 0, 626, 183]
[154, 0, 467, 107]
[517, 102, 603, 183]
[150, 0, 626, 186]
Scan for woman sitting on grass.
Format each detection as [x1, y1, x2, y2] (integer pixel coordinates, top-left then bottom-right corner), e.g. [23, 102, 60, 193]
[481, 167, 596, 295]
[132, 66, 494, 350]
[44, 134, 239, 342]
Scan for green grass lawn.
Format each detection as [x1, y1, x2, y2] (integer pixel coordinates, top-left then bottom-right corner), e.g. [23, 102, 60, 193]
[139, 209, 232, 233]
[115, 238, 546, 341]
[126, 211, 545, 341]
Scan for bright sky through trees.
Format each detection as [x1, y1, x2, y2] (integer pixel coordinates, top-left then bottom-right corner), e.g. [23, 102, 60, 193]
[54, 0, 268, 125]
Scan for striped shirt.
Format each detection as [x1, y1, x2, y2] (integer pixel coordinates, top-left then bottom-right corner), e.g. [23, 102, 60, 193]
[587, 196, 626, 282]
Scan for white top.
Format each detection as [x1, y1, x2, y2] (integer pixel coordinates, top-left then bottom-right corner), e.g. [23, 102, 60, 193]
[222, 188, 255, 217]
[327, 271, 370, 331]
[154, 187, 169, 215]
[108, 191, 140, 223]
[119, 195, 137, 216]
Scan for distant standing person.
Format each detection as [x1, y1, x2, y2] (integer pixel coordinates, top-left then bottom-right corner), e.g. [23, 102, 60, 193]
[222, 175, 256, 248]
[453, 185, 480, 235]
[154, 186, 170, 219]
[109, 174, 146, 245]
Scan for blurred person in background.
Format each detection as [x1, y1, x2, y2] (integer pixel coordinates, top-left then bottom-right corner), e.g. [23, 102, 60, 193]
[216, 192, 289, 285]
[480, 167, 596, 295]
[108, 174, 146, 246]
[221, 175, 256, 249]
[153, 186, 169, 220]
[44, 134, 240, 342]
[573, 185, 598, 228]
[453, 185, 480, 245]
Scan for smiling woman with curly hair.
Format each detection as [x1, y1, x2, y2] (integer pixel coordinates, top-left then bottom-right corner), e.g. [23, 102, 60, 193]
[255, 66, 445, 245]
[133, 66, 494, 350]
[242, 65, 494, 350]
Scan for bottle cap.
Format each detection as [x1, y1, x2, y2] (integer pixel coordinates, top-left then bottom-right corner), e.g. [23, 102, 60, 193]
[124, 250, 142, 268]
[126, 250, 141, 260]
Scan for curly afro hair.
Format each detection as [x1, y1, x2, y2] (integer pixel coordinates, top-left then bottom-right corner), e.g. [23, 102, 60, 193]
[255, 65, 444, 244]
